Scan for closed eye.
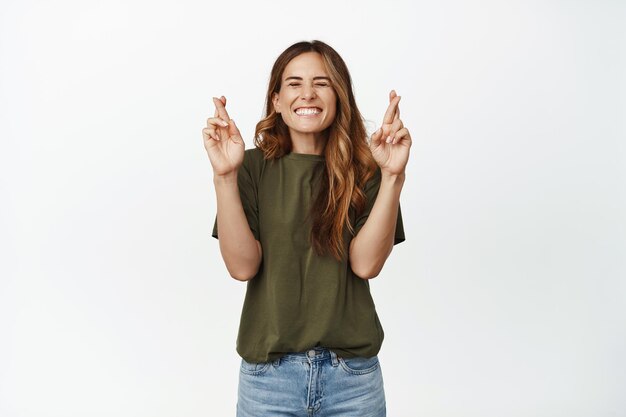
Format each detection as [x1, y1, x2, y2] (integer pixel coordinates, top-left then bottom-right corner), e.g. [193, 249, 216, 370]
[288, 83, 331, 87]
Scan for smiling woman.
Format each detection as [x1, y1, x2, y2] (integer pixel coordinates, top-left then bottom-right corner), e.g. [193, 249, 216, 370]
[271, 52, 337, 152]
[202, 39, 411, 417]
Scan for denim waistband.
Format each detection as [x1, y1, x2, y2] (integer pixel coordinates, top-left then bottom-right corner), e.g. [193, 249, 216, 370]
[274, 347, 340, 366]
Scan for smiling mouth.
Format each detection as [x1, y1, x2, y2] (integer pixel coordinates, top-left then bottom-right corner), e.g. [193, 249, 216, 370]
[294, 107, 322, 116]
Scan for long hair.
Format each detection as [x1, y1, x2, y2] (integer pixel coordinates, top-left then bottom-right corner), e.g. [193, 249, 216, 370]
[254, 40, 378, 261]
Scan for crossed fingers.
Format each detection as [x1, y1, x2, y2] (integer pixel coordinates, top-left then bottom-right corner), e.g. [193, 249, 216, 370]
[213, 96, 230, 121]
[204, 96, 230, 141]
[383, 90, 401, 125]
[382, 90, 406, 144]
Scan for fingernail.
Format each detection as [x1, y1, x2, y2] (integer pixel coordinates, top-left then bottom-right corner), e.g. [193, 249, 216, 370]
[221, 120, 229, 127]
[386, 136, 392, 143]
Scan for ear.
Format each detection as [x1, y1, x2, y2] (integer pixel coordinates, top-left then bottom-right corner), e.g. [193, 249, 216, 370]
[272, 92, 281, 114]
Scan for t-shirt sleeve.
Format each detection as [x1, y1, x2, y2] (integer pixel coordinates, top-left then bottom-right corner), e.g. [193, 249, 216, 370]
[211, 151, 260, 241]
[353, 167, 405, 245]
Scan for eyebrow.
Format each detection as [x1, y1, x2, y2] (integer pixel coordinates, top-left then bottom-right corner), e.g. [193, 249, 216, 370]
[284, 76, 331, 82]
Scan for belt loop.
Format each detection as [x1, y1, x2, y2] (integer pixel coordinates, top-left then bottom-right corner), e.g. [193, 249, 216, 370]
[330, 349, 339, 366]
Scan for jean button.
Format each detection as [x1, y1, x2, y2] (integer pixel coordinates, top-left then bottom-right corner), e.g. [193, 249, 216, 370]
[307, 349, 316, 358]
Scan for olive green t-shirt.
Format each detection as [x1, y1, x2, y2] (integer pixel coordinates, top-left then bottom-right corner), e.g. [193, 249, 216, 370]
[212, 147, 405, 363]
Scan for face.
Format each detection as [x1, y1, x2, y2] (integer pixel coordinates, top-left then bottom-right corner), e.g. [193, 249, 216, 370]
[272, 52, 338, 142]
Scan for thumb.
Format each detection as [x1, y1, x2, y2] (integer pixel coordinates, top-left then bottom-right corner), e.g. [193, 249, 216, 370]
[370, 128, 383, 147]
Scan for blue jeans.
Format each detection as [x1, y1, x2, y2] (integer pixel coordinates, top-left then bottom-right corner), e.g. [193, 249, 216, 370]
[237, 347, 386, 417]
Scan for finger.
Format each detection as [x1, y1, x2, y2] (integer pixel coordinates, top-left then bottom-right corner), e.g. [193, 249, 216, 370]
[202, 127, 220, 141]
[213, 96, 228, 118]
[213, 97, 219, 118]
[383, 95, 401, 125]
[218, 97, 227, 120]
[391, 127, 411, 145]
[213, 96, 231, 122]
[390, 90, 400, 122]
[206, 116, 230, 128]
[384, 119, 404, 144]
[391, 118, 404, 131]
[228, 118, 241, 136]
[227, 119, 244, 145]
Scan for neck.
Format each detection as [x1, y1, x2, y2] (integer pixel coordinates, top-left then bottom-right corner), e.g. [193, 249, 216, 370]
[290, 132, 328, 155]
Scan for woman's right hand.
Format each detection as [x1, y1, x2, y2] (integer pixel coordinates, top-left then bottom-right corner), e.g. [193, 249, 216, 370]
[202, 96, 245, 177]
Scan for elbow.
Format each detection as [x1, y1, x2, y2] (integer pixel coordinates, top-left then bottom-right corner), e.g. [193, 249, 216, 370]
[226, 257, 261, 281]
[350, 262, 382, 280]
[349, 239, 392, 280]
[221, 242, 263, 282]
[349, 249, 386, 280]
[228, 265, 259, 281]
[229, 267, 258, 281]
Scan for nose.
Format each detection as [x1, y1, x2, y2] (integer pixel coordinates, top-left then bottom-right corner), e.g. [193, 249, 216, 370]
[300, 84, 316, 100]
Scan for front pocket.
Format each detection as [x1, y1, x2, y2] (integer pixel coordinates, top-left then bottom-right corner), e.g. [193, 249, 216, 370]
[240, 358, 271, 376]
[338, 355, 380, 375]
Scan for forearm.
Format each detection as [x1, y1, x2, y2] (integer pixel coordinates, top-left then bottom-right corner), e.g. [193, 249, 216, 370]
[214, 174, 262, 281]
[349, 172, 405, 279]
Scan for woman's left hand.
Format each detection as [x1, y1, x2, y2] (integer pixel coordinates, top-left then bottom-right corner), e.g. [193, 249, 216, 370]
[369, 90, 412, 176]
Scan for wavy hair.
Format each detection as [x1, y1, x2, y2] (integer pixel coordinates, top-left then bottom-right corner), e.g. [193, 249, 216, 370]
[254, 40, 378, 261]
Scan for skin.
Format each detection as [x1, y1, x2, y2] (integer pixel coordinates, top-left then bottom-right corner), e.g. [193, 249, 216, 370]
[271, 52, 337, 155]
[202, 57, 412, 280]
[349, 90, 412, 279]
[203, 97, 260, 281]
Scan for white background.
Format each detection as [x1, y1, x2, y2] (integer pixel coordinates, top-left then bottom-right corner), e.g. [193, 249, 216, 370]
[1, 0, 625, 416]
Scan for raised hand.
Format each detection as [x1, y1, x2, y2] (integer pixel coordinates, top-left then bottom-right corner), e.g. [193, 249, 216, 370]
[202, 96, 245, 177]
[369, 90, 412, 176]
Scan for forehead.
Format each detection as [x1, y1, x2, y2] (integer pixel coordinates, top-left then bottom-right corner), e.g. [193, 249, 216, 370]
[283, 52, 328, 79]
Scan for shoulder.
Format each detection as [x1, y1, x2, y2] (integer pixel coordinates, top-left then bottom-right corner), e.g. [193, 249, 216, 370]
[241, 147, 266, 169]
[240, 147, 272, 182]
[243, 147, 264, 162]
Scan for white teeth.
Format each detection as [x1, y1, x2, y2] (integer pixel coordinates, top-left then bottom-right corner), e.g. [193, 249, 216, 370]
[295, 107, 321, 115]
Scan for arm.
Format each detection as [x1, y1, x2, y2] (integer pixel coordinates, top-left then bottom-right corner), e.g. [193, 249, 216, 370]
[204, 96, 261, 281]
[214, 173, 262, 281]
[353, 88, 411, 279]
[349, 172, 405, 279]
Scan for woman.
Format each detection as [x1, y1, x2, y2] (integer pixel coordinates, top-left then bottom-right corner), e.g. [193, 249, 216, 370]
[203, 40, 411, 417]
